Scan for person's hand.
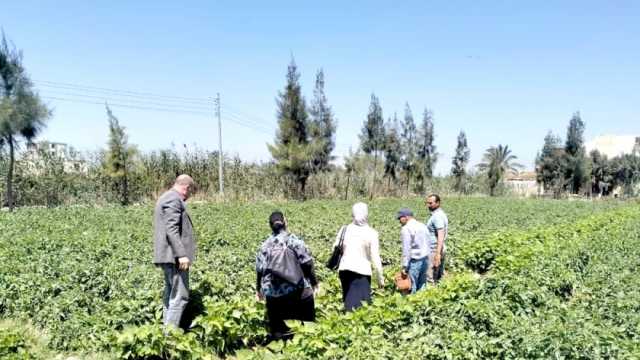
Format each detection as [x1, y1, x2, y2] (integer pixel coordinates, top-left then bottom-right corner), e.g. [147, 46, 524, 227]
[378, 278, 385, 288]
[177, 257, 191, 271]
[256, 291, 265, 301]
[433, 253, 442, 268]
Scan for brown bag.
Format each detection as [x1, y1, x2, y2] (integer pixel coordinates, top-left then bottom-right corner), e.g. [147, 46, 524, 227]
[394, 271, 412, 294]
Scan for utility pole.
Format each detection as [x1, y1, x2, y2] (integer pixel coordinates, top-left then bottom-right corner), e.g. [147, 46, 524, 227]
[215, 93, 224, 195]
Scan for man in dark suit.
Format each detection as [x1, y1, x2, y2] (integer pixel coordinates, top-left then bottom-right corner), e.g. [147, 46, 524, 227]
[153, 174, 196, 328]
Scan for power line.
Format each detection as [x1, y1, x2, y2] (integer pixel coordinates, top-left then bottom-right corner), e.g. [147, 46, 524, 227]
[38, 79, 354, 149]
[225, 109, 352, 148]
[42, 96, 211, 116]
[224, 104, 273, 127]
[42, 95, 275, 135]
[40, 90, 212, 112]
[36, 79, 277, 132]
[41, 88, 281, 134]
[224, 111, 272, 133]
[38, 80, 280, 132]
[223, 113, 272, 134]
[224, 104, 352, 148]
[34, 80, 212, 104]
[224, 109, 276, 132]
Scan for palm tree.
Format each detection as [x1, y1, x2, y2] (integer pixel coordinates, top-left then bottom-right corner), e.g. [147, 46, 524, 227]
[0, 33, 50, 210]
[477, 144, 523, 196]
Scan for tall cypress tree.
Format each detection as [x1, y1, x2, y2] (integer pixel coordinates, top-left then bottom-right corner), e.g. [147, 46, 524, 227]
[104, 104, 136, 205]
[451, 130, 470, 193]
[383, 113, 401, 191]
[400, 102, 417, 192]
[535, 131, 565, 198]
[563, 112, 588, 194]
[417, 108, 437, 191]
[309, 69, 336, 172]
[359, 93, 385, 198]
[268, 58, 313, 198]
[343, 148, 358, 200]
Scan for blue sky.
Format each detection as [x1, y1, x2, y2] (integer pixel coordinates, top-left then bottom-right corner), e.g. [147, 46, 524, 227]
[2, 1, 639, 175]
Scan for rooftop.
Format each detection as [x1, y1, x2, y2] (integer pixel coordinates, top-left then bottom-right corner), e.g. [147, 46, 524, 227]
[585, 135, 639, 158]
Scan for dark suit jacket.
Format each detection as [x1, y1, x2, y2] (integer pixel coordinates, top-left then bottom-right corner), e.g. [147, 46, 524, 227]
[153, 189, 196, 264]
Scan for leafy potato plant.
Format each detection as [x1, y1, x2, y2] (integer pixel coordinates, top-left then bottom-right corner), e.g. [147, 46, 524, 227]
[0, 198, 631, 358]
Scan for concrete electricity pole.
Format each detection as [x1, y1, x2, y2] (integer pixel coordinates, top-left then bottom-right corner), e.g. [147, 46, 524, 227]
[215, 93, 224, 195]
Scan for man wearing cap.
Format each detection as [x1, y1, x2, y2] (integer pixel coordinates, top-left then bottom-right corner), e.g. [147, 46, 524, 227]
[153, 174, 197, 328]
[397, 207, 430, 293]
[425, 194, 448, 284]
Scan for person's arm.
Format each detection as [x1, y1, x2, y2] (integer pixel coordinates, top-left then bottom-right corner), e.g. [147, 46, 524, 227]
[300, 260, 318, 287]
[255, 249, 265, 300]
[333, 226, 345, 248]
[256, 272, 263, 293]
[433, 216, 446, 268]
[401, 227, 411, 273]
[291, 235, 319, 292]
[370, 232, 384, 286]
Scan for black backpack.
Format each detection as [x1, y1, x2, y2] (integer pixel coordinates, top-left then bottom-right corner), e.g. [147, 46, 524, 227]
[265, 235, 304, 285]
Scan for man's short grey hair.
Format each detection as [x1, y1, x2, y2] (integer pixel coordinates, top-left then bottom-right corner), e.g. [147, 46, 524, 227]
[175, 174, 194, 186]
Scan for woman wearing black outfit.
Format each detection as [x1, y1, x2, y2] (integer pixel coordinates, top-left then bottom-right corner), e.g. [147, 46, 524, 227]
[255, 211, 319, 339]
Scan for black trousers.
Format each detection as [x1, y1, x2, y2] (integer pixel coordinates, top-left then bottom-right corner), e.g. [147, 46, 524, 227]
[265, 289, 315, 336]
[339, 270, 371, 312]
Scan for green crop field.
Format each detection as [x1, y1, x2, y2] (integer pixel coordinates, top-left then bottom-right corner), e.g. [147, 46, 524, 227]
[1, 197, 639, 359]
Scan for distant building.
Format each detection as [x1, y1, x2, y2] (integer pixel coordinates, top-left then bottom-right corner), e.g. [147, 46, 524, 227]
[585, 135, 640, 158]
[505, 171, 542, 197]
[23, 141, 88, 174]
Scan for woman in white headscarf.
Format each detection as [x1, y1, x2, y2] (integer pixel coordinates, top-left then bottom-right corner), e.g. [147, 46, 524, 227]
[332, 202, 384, 311]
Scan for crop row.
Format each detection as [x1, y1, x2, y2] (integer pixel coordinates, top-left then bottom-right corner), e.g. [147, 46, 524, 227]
[0, 198, 630, 358]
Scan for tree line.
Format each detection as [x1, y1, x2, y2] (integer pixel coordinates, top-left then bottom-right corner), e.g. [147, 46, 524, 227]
[268, 58, 529, 200]
[269, 58, 474, 200]
[536, 112, 640, 198]
[267, 59, 640, 200]
[2, 32, 640, 209]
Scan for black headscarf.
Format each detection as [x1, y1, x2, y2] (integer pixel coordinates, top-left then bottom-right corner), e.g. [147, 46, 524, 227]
[269, 211, 286, 234]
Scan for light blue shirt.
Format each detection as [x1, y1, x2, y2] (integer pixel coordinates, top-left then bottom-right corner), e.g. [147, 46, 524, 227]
[426, 208, 448, 252]
[400, 218, 429, 268]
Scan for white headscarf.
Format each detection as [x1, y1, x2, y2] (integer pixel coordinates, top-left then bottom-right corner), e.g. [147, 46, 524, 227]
[352, 202, 368, 226]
